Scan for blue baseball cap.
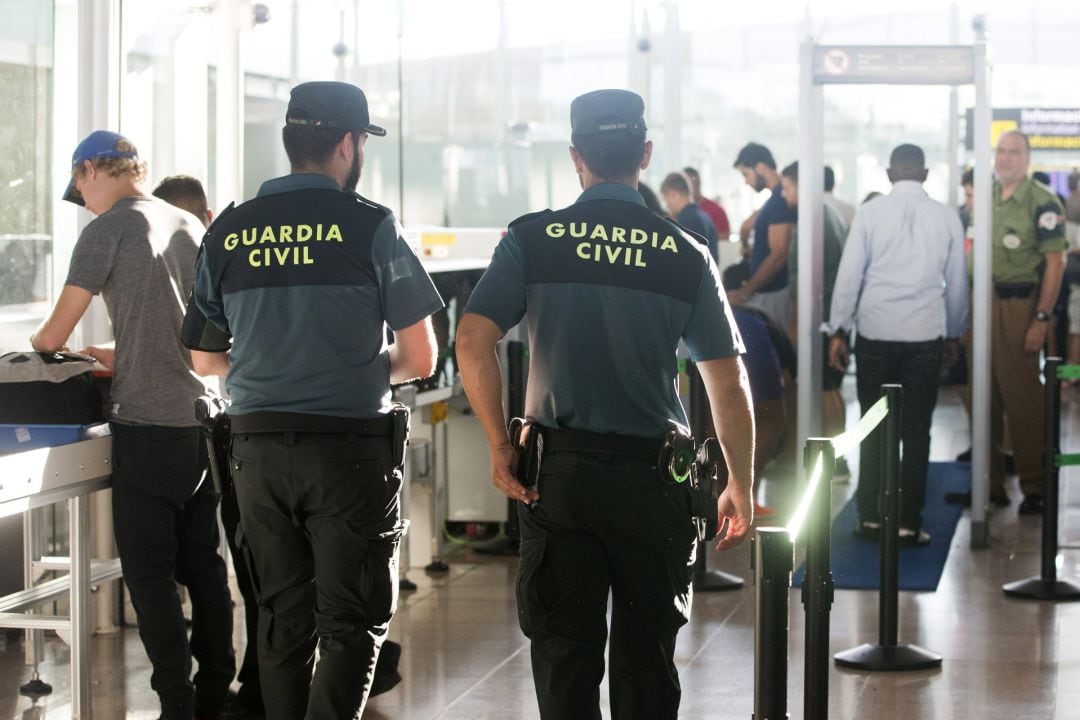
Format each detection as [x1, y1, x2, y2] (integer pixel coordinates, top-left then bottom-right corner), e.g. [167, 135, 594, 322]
[62, 130, 140, 205]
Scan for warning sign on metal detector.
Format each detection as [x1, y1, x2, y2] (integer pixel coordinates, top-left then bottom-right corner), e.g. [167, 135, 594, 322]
[813, 45, 974, 85]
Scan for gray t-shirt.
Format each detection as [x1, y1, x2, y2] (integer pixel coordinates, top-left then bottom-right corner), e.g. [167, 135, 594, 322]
[66, 195, 212, 426]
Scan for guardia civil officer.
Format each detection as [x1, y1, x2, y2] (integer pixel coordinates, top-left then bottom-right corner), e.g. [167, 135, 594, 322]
[182, 81, 443, 720]
[457, 89, 755, 720]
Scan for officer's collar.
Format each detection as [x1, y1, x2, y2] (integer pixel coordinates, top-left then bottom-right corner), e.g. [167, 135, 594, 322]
[994, 176, 1032, 204]
[577, 182, 648, 207]
[256, 172, 343, 198]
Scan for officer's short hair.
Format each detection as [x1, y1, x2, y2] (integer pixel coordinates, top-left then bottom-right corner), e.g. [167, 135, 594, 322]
[733, 142, 776, 171]
[889, 143, 925, 171]
[282, 125, 357, 168]
[824, 165, 835, 192]
[660, 172, 691, 197]
[153, 175, 209, 221]
[572, 132, 647, 182]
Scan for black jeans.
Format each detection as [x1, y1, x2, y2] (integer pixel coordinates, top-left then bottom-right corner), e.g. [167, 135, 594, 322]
[230, 432, 405, 720]
[110, 423, 235, 720]
[854, 335, 945, 531]
[220, 491, 262, 707]
[516, 450, 698, 720]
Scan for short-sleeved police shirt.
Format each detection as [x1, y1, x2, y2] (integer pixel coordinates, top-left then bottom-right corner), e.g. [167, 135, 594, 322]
[984, 177, 1067, 284]
[750, 185, 798, 293]
[465, 182, 742, 438]
[184, 173, 443, 419]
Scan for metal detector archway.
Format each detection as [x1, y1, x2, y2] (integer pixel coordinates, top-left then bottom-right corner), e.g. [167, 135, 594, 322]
[796, 32, 994, 548]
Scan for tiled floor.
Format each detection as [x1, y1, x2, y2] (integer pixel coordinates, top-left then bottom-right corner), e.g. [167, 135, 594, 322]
[3, 382, 1080, 719]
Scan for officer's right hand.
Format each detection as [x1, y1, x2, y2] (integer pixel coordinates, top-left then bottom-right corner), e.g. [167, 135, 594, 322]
[490, 443, 539, 505]
[714, 485, 752, 550]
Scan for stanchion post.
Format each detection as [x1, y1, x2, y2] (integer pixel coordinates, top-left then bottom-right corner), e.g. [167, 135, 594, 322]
[802, 438, 834, 720]
[1003, 357, 1080, 600]
[834, 385, 943, 670]
[687, 360, 743, 591]
[879, 384, 902, 648]
[753, 527, 793, 720]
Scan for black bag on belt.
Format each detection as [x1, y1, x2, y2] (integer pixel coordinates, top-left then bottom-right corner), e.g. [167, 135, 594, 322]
[0, 351, 108, 424]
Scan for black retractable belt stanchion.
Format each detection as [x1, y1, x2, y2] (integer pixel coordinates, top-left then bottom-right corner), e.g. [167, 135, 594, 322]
[834, 384, 943, 671]
[687, 360, 744, 591]
[475, 339, 527, 557]
[802, 438, 834, 720]
[753, 527, 793, 720]
[1003, 357, 1080, 600]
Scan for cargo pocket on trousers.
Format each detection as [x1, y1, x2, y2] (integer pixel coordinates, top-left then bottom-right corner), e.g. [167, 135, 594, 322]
[234, 523, 263, 604]
[663, 533, 696, 630]
[515, 537, 548, 638]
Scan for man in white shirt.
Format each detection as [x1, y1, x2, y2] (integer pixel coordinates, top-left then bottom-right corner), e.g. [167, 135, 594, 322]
[826, 144, 968, 545]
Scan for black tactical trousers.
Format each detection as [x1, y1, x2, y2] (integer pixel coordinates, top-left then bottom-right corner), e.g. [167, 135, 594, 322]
[230, 432, 405, 720]
[220, 491, 262, 708]
[110, 423, 235, 720]
[516, 450, 698, 720]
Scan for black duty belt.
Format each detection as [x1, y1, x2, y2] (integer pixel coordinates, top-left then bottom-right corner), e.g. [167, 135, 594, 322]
[994, 282, 1037, 299]
[542, 426, 661, 463]
[230, 411, 393, 437]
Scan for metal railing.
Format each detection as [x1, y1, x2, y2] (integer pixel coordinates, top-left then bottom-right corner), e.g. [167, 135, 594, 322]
[753, 383, 942, 720]
[1002, 357, 1080, 601]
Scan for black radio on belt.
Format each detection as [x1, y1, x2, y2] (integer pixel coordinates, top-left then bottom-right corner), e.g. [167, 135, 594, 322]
[509, 417, 543, 490]
[658, 423, 723, 541]
[389, 402, 410, 470]
[195, 395, 232, 495]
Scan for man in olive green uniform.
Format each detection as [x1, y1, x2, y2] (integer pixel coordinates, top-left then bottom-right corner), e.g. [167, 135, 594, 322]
[968, 130, 1066, 514]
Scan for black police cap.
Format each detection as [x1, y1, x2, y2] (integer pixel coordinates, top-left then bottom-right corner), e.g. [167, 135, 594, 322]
[285, 81, 387, 137]
[570, 89, 647, 137]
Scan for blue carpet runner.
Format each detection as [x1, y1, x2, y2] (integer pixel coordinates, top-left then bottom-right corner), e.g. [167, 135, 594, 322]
[791, 461, 970, 592]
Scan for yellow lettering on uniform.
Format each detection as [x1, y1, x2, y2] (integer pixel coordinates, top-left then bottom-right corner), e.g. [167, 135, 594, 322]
[224, 233, 239, 251]
[302, 246, 314, 264]
[612, 227, 627, 243]
[570, 222, 588, 238]
[326, 224, 343, 243]
[630, 229, 648, 245]
[548, 223, 565, 238]
[635, 249, 647, 267]
[297, 225, 313, 242]
[604, 246, 620, 263]
[242, 228, 256, 246]
[576, 242, 590, 259]
[274, 247, 290, 264]
[593, 245, 603, 262]
[248, 248, 261, 267]
[260, 226, 276, 244]
[590, 225, 609, 241]
[660, 236, 678, 253]
[280, 226, 293, 243]
[624, 248, 632, 265]
[316, 224, 324, 241]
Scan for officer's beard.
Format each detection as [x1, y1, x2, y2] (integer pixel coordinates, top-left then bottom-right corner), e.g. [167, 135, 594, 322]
[754, 171, 768, 193]
[344, 152, 362, 192]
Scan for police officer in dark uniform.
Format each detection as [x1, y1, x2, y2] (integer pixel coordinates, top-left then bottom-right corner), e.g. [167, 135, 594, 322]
[456, 89, 755, 720]
[181, 81, 443, 720]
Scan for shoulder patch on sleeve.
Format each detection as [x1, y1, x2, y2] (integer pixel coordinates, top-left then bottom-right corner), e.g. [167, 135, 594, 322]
[1038, 208, 1064, 231]
[508, 209, 554, 229]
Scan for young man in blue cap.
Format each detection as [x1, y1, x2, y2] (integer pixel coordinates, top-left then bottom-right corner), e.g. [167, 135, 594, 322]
[32, 131, 235, 720]
[457, 88, 755, 720]
[183, 81, 441, 720]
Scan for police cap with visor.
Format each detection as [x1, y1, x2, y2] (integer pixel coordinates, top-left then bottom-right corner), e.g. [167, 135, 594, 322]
[286, 81, 387, 137]
[570, 89, 647, 138]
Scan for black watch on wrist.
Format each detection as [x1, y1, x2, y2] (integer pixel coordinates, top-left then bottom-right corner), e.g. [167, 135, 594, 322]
[1034, 310, 1052, 322]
